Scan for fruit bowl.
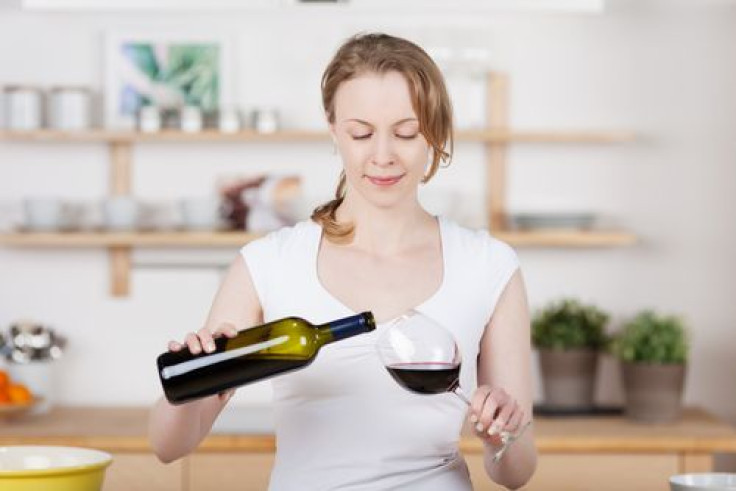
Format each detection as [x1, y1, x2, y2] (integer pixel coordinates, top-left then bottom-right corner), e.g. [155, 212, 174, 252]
[0, 397, 42, 421]
[0, 445, 112, 491]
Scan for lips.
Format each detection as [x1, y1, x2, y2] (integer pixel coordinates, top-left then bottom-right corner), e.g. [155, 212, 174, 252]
[365, 174, 404, 186]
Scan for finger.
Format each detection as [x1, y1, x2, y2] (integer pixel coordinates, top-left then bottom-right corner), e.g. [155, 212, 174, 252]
[503, 407, 524, 435]
[168, 340, 182, 352]
[185, 332, 202, 355]
[198, 327, 216, 353]
[479, 388, 507, 432]
[469, 386, 492, 428]
[223, 324, 239, 338]
[218, 388, 236, 402]
[215, 322, 239, 339]
[489, 399, 517, 437]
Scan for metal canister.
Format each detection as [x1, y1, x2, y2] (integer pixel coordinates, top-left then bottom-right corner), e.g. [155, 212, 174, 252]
[48, 86, 92, 130]
[3, 85, 43, 130]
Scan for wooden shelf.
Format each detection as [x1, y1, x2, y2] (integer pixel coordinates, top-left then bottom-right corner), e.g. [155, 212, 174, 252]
[0, 73, 638, 296]
[0, 229, 636, 248]
[494, 230, 637, 247]
[0, 230, 261, 247]
[0, 128, 636, 144]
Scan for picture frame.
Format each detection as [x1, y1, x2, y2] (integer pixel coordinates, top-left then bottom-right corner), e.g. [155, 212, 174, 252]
[104, 31, 235, 129]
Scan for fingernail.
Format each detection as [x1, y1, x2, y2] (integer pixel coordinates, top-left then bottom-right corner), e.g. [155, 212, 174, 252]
[470, 414, 478, 423]
[207, 342, 215, 352]
[191, 346, 200, 354]
[475, 423, 484, 432]
[488, 423, 501, 436]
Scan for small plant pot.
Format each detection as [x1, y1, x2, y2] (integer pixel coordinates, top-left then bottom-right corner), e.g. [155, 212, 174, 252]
[621, 362, 686, 424]
[539, 348, 598, 409]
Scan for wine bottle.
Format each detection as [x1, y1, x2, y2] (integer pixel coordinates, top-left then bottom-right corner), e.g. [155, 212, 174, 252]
[157, 312, 376, 404]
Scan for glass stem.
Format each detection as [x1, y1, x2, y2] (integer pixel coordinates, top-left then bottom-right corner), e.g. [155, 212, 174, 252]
[452, 385, 472, 406]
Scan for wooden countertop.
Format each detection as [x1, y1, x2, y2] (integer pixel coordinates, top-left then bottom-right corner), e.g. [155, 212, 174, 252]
[1, 406, 736, 455]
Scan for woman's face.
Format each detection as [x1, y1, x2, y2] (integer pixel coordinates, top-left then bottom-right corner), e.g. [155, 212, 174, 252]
[329, 71, 430, 209]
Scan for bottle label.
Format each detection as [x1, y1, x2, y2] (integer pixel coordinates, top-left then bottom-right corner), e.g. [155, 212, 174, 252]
[160, 335, 289, 380]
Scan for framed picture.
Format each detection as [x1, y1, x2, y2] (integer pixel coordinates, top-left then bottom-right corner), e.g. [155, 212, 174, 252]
[104, 32, 235, 129]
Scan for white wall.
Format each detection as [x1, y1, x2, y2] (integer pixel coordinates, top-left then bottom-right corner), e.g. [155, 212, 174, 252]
[1, 0, 735, 456]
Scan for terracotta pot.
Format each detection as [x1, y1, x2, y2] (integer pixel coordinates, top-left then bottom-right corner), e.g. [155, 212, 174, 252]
[621, 362, 686, 424]
[538, 348, 598, 408]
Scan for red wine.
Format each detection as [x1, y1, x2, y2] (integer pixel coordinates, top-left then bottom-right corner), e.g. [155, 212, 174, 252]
[386, 362, 461, 395]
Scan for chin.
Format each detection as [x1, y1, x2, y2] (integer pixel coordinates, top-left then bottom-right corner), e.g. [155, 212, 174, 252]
[361, 190, 413, 210]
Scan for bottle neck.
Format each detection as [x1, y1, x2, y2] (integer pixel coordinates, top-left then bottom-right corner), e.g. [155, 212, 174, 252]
[321, 312, 376, 343]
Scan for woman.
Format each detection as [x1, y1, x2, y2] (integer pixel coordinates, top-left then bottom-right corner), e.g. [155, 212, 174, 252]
[150, 33, 537, 490]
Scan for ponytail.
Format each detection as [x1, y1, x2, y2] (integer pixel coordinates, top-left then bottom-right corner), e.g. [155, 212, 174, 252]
[310, 171, 354, 243]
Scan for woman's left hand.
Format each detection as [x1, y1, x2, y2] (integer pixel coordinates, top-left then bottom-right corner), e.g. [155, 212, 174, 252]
[468, 385, 526, 446]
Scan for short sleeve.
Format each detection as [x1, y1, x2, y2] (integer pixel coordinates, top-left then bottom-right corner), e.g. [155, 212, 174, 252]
[483, 234, 521, 315]
[239, 233, 277, 312]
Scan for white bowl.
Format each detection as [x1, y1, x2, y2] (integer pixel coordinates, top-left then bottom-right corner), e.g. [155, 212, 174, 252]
[670, 473, 736, 491]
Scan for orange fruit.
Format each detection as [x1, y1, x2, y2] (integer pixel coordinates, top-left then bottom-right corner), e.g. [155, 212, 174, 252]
[8, 384, 32, 404]
[0, 390, 10, 404]
[0, 370, 9, 389]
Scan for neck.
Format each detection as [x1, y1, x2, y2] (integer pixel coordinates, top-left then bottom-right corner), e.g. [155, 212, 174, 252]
[336, 193, 435, 255]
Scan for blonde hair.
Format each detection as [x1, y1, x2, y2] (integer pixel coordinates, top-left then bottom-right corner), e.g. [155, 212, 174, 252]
[311, 33, 454, 243]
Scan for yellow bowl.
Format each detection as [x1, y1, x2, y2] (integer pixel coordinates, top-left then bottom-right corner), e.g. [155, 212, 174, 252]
[0, 446, 112, 491]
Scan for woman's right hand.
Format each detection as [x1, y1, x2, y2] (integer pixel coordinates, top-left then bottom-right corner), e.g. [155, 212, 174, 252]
[168, 323, 239, 355]
[167, 323, 240, 402]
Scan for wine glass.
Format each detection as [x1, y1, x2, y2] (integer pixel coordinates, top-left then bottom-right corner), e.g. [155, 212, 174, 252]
[376, 310, 531, 463]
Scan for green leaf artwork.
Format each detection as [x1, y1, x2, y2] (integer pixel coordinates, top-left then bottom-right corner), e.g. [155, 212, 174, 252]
[119, 41, 220, 115]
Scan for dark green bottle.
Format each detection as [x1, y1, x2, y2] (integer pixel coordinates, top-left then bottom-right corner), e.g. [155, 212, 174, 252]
[157, 312, 376, 404]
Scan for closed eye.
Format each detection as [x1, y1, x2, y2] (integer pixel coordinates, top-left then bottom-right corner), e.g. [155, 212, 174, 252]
[351, 134, 372, 140]
[396, 134, 418, 140]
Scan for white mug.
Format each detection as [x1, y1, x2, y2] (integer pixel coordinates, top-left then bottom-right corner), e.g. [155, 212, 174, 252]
[102, 196, 139, 231]
[180, 106, 203, 133]
[23, 198, 65, 231]
[218, 107, 241, 133]
[180, 197, 223, 231]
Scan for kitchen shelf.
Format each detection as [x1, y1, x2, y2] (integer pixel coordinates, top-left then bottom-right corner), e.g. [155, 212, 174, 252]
[0, 71, 638, 296]
[0, 231, 262, 247]
[0, 229, 637, 248]
[0, 128, 636, 144]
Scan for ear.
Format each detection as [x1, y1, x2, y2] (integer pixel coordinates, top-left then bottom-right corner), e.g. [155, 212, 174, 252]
[327, 117, 337, 142]
[328, 125, 338, 148]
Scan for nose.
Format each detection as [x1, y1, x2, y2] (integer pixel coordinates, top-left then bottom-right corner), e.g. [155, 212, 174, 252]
[371, 133, 395, 167]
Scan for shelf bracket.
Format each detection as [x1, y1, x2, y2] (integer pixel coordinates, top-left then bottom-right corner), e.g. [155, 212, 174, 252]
[109, 142, 133, 297]
[486, 72, 509, 232]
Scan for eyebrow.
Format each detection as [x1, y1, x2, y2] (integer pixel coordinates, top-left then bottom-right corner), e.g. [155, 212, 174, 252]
[344, 118, 418, 127]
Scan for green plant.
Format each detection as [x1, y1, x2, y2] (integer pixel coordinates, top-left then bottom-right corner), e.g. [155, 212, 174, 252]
[611, 310, 688, 364]
[532, 298, 609, 350]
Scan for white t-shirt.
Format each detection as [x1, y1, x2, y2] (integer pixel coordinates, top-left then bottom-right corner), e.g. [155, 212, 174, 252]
[240, 217, 519, 491]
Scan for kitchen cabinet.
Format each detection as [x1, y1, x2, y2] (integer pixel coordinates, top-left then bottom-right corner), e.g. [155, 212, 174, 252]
[0, 72, 636, 296]
[187, 453, 274, 491]
[467, 453, 679, 490]
[104, 453, 183, 491]
[0, 406, 734, 491]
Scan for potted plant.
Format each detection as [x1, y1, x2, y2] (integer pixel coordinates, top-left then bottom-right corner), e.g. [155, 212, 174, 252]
[611, 310, 688, 424]
[532, 298, 609, 409]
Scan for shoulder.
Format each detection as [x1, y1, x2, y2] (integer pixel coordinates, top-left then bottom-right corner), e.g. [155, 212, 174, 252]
[441, 217, 518, 268]
[241, 220, 318, 258]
